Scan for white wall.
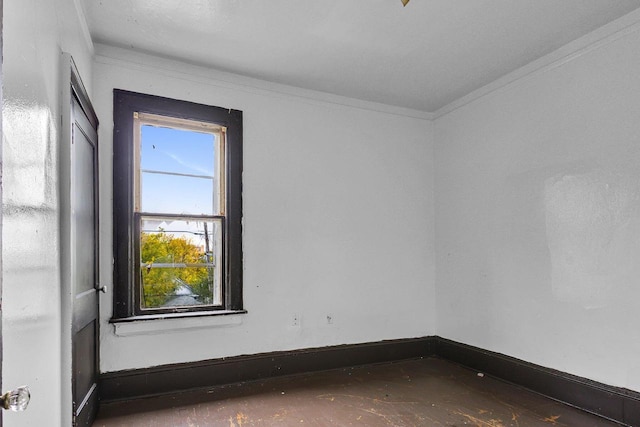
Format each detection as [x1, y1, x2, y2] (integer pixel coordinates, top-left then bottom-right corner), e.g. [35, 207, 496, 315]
[435, 23, 640, 391]
[94, 46, 436, 372]
[2, 0, 93, 426]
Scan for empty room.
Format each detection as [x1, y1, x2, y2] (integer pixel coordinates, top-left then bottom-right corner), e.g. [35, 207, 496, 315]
[2, 0, 640, 426]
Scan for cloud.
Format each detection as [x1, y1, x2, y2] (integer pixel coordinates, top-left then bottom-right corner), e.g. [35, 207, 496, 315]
[163, 151, 213, 176]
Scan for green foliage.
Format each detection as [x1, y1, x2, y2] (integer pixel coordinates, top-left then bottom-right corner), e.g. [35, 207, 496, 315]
[140, 232, 213, 308]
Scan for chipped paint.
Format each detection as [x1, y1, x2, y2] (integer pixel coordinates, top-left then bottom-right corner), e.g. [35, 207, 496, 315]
[543, 414, 561, 424]
[236, 412, 248, 426]
[454, 410, 506, 427]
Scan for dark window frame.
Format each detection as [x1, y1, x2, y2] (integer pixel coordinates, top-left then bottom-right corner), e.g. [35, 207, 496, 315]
[112, 89, 243, 320]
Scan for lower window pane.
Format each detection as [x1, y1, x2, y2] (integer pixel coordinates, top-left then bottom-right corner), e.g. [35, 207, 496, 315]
[140, 217, 222, 309]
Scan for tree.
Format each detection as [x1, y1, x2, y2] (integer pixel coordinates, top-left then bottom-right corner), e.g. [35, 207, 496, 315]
[140, 232, 212, 308]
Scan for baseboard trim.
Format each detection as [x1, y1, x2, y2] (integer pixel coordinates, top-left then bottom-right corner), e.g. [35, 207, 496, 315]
[434, 337, 640, 426]
[99, 336, 640, 426]
[99, 337, 436, 402]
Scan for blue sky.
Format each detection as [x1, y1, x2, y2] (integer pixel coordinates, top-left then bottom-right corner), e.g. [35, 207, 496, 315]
[140, 125, 217, 215]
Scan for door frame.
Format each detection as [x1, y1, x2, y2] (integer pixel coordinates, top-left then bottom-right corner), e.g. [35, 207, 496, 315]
[60, 53, 100, 427]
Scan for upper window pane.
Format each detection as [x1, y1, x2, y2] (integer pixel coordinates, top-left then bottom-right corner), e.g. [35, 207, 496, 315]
[135, 113, 225, 215]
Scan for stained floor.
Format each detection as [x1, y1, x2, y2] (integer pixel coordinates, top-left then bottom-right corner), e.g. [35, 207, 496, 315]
[94, 357, 621, 426]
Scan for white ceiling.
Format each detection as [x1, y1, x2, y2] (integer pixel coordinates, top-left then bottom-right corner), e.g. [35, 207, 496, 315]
[86, 0, 640, 113]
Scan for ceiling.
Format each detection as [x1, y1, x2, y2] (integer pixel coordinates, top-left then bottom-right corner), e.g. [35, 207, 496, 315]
[86, 0, 640, 113]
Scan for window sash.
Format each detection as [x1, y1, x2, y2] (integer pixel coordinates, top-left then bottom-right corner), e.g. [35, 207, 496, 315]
[134, 213, 225, 314]
[133, 112, 226, 216]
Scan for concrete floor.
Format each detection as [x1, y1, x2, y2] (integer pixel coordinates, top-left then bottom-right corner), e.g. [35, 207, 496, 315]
[94, 357, 621, 426]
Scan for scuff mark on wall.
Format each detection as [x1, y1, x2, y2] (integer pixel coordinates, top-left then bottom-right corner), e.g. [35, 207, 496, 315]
[544, 168, 640, 308]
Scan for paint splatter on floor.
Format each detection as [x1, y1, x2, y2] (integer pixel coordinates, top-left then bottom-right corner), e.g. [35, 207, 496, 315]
[95, 358, 619, 427]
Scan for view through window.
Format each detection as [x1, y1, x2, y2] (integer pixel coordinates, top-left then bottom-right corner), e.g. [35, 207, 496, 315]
[135, 113, 225, 309]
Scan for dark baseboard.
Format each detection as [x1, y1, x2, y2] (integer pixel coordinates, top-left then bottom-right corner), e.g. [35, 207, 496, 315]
[99, 336, 640, 426]
[99, 337, 436, 402]
[434, 337, 640, 426]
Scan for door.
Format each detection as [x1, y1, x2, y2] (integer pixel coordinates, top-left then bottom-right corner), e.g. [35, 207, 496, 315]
[71, 93, 99, 425]
[62, 57, 100, 426]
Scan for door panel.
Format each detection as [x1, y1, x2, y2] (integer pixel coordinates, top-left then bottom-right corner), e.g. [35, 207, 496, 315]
[69, 86, 99, 426]
[73, 321, 97, 410]
[73, 123, 97, 296]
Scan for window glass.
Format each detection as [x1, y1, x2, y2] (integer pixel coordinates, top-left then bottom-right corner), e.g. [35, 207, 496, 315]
[135, 115, 225, 310]
[140, 125, 215, 176]
[141, 172, 214, 215]
[140, 217, 222, 309]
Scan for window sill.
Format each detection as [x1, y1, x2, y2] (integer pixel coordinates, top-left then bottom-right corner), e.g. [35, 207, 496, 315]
[110, 310, 247, 337]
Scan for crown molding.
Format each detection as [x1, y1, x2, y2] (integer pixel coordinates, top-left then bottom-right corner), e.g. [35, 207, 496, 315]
[71, 0, 95, 55]
[93, 44, 433, 121]
[434, 7, 640, 119]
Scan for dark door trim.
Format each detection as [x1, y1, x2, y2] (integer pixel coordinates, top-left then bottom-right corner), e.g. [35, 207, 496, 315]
[60, 53, 100, 427]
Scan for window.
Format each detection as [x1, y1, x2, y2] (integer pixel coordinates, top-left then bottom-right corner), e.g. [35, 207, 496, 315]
[112, 90, 243, 319]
